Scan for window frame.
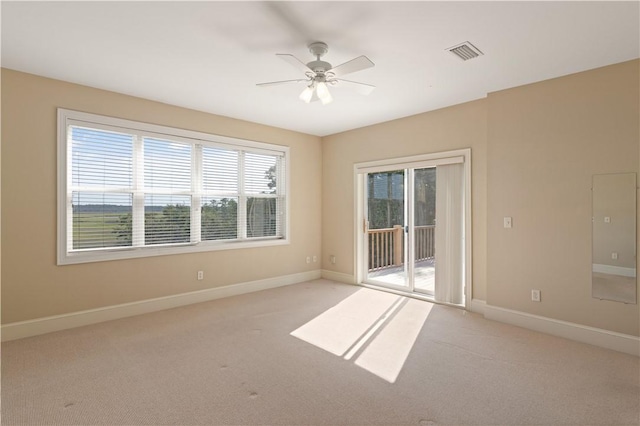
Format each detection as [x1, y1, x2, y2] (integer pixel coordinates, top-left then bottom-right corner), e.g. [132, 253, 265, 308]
[57, 108, 290, 265]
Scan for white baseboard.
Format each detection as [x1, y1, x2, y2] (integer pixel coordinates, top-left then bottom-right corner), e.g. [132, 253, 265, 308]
[592, 263, 636, 278]
[484, 304, 639, 356]
[1, 270, 322, 342]
[470, 299, 486, 315]
[321, 269, 356, 284]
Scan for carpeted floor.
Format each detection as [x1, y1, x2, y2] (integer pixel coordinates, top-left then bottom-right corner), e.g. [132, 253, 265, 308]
[2, 279, 639, 425]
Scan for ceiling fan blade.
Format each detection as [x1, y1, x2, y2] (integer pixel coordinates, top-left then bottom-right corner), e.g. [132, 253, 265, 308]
[256, 79, 308, 87]
[334, 78, 376, 95]
[276, 54, 312, 74]
[328, 55, 374, 77]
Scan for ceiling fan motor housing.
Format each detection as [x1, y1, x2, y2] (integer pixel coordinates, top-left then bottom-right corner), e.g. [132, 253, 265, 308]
[307, 60, 332, 74]
[307, 42, 332, 75]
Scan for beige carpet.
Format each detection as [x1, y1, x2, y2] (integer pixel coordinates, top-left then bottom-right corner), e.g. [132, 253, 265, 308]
[2, 279, 639, 425]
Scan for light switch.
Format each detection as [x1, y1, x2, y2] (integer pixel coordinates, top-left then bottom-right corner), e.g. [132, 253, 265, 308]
[604, 216, 611, 223]
[503, 217, 512, 228]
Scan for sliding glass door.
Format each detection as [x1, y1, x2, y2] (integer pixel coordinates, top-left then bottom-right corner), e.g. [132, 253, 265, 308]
[365, 170, 408, 288]
[412, 167, 436, 294]
[359, 153, 468, 307]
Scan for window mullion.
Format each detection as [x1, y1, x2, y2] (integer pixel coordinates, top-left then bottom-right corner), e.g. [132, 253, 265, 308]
[132, 135, 145, 247]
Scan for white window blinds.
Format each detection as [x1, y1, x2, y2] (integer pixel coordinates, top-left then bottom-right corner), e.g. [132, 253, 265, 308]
[70, 126, 134, 250]
[60, 109, 289, 264]
[143, 138, 193, 246]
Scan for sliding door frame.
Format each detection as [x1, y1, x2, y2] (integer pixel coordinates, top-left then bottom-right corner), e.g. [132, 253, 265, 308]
[354, 148, 472, 309]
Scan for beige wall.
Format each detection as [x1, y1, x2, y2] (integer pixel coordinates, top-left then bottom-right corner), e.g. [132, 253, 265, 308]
[3, 60, 638, 338]
[1, 69, 322, 324]
[486, 60, 639, 336]
[321, 100, 488, 301]
[322, 60, 638, 336]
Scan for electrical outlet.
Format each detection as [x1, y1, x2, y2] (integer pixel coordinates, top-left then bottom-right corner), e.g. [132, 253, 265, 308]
[306, 256, 311, 264]
[503, 217, 512, 228]
[531, 289, 541, 302]
[197, 271, 204, 280]
[612, 252, 618, 260]
[330, 255, 336, 264]
[313, 255, 317, 263]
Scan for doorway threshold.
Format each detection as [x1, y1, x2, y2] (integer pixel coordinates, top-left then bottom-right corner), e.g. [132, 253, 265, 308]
[358, 281, 466, 311]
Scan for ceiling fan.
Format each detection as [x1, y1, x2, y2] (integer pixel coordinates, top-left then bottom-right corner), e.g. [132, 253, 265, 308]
[257, 42, 375, 105]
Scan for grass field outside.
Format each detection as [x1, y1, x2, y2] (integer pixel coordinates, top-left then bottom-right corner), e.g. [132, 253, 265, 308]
[72, 212, 129, 249]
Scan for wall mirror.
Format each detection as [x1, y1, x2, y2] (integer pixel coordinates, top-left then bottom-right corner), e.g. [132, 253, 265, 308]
[592, 173, 637, 304]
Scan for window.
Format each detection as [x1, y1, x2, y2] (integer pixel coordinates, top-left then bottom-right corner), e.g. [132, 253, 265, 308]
[58, 109, 289, 265]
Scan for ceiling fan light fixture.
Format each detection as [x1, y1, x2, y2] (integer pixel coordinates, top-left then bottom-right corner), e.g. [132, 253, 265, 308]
[316, 82, 333, 105]
[320, 91, 333, 105]
[299, 85, 314, 103]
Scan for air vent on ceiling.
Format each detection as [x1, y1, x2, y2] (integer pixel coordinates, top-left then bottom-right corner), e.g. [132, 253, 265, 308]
[447, 41, 483, 61]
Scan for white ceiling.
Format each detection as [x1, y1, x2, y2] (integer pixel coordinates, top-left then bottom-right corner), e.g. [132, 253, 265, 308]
[2, 1, 639, 137]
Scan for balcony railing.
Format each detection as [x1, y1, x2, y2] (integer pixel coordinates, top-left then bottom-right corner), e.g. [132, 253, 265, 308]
[367, 225, 434, 272]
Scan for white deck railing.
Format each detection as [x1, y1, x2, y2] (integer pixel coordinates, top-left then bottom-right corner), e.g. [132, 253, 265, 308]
[367, 225, 434, 272]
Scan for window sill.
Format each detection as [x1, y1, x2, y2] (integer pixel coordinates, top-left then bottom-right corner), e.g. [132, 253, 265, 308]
[58, 237, 289, 265]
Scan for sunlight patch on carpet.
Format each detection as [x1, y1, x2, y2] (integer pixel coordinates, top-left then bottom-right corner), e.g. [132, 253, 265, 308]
[290, 288, 400, 356]
[355, 298, 433, 383]
[290, 288, 433, 383]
